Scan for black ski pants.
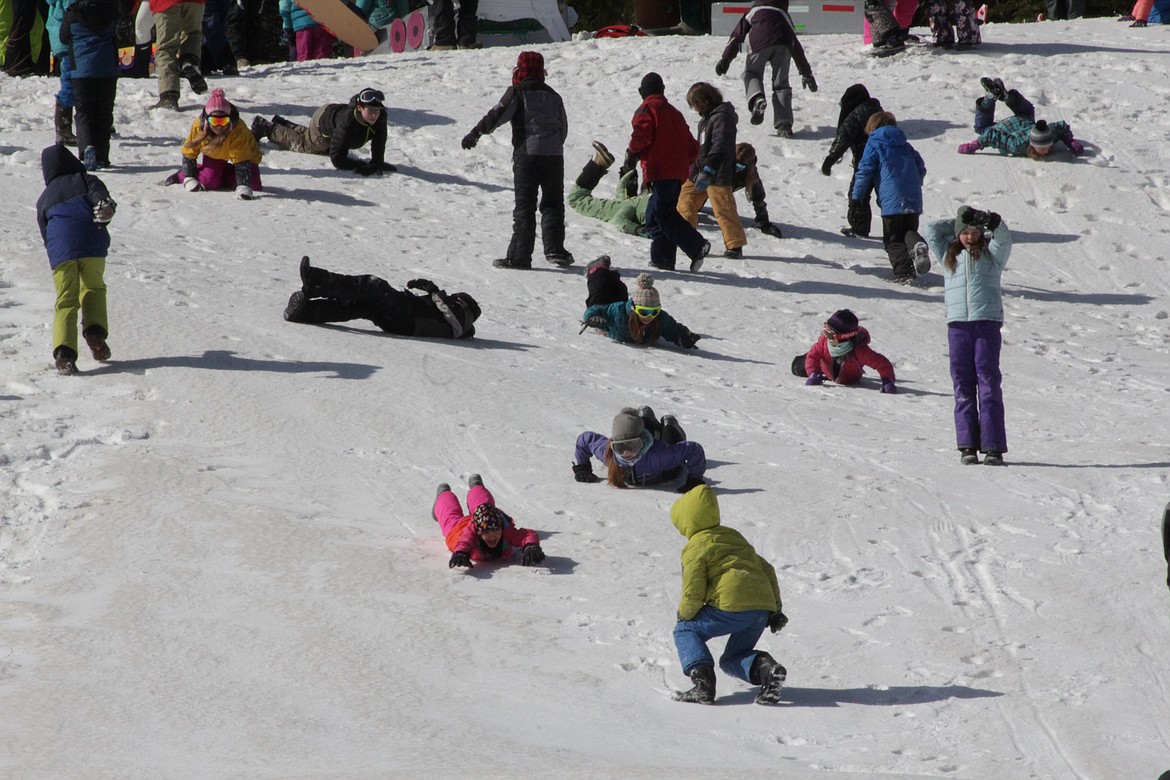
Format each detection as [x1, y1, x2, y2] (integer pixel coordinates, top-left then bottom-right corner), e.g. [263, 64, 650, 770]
[880, 213, 924, 279]
[74, 76, 118, 165]
[505, 153, 566, 266]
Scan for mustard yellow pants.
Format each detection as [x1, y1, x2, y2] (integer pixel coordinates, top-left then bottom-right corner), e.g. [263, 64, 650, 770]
[52, 257, 107, 356]
[677, 181, 747, 251]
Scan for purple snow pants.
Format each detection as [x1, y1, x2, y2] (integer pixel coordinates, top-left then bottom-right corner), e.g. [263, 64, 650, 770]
[947, 320, 1007, 453]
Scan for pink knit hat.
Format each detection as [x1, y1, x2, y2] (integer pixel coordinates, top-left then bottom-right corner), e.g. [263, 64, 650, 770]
[204, 88, 232, 117]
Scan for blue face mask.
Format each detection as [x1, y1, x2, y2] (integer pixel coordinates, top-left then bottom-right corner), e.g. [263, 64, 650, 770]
[612, 431, 654, 466]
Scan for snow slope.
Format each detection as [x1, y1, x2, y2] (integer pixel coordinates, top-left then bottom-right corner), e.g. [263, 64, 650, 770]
[2, 17, 1169, 780]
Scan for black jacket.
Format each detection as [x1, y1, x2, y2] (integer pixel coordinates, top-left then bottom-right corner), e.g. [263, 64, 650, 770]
[471, 79, 567, 157]
[826, 97, 882, 169]
[317, 94, 388, 171]
[691, 102, 738, 186]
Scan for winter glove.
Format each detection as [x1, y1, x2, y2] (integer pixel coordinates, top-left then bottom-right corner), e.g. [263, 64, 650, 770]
[448, 551, 472, 569]
[960, 208, 1002, 232]
[714, 58, 730, 77]
[184, 178, 204, 192]
[692, 165, 716, 193]
[1065, 136, 1084, 156]
[802, 74, 818, 92]
[821, 157, 835, 176]
[572, 463, 600, 483]
[679, 332, 701, 349]
[585, 314, 608, 330]
[93, 197, 116, 224]
[461, 131, 480, 150]
[520, 544, 545, 566]
[354, 161, 381, 177]
[957, 140, 982, 155]
[806, 372, 826, 386]
[407, 278, 440, 295]
[376, 161, 398, 173]
[236, 185, 254, 200]
[676, 475, 706, 494]
[757, 220, 782, 238]
[768, 610, 789, 633]
[881, 379, 897, 394]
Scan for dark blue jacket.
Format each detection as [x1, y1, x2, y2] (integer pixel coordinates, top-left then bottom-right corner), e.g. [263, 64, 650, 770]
[36, 145, 112, 269]
[62, 0, 121, 79]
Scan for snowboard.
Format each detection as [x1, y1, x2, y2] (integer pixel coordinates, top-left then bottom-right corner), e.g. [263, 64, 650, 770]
[297, 0, 379, 52]
[1163, 502, 1170, 590]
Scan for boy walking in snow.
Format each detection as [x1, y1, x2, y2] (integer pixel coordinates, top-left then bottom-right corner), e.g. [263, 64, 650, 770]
[462, 50, 574, 270]
[670, 484, 789, 705]
[36, 145, 117, 375]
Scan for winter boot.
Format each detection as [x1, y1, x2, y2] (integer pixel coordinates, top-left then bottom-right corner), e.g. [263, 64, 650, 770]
[179, 56, 208, 94]
[638, 406, 662, 438]
[545, 251, 575, 268]
[660, 415, 686, 445]
[591, 140, 615, 168]
[83, 326, 111, 362]
[584, 255, 611, 277]
[912, 242, 931, 275]
[723, 247, 743, 259]
[468, 474, 484, 489]
[751, 652, 787, 705]
[54, 346, 78, 376]
[983, 450, 1005, 466]
[299, 255, 329, 297]
[960, 448, 980, 465]
[149, 91, 180, 111]
[54, 101, 77, 146]
[979, 76, 1007, 102]
[250, 116, 273, 141]
[749, 95, 766, 126]
[775, 123, 794, 138]
[82, 146, 99, 172]
[673, 666, 716, 704]
[575, 159, 607, 191]
[272, 115, 295, 128]
[283, 291, 309, 322]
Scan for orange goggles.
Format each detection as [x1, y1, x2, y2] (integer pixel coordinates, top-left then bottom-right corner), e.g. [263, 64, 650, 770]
[207, 114, 231, 127]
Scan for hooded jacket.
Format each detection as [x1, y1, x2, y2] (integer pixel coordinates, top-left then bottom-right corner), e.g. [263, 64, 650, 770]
[851, 125, 926, 216]
[826, 95, 882, 170]
[627, 93, 699, 183]
[574, 432, 706, 486]
[692, 101, 738, 186]
[470, 78, 568, 157]
[671, 485, 781, 620]
[36, 145, 112, 269]
[926, 218, 1012, 323]
[582, 299, 692, 348]
[445, 511, 539, 562]
[977, 115, 1072, 158]
[316, 93, 389, 171]
[719, 0, 812, 79]
[803, 326, 895, 385]
[61, 0, 126, 79]
[181, 116, 264, 164]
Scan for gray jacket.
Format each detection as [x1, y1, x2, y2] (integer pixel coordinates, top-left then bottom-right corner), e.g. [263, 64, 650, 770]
[471, 79, 568, 157]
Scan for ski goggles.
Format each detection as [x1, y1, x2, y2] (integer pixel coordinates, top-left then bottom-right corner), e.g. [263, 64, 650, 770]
[823, 324, 858, 342]
[633, 305, 661, 319]
[207, 114, 231, 127]
[611, 436, 645, 460]
[357, 88, 385, 108]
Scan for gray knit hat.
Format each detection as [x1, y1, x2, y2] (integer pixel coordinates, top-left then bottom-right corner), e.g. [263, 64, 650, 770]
[631, 273, 661, 309]
[1029, 120, 1055, 150]
[611, 407, 645, 442]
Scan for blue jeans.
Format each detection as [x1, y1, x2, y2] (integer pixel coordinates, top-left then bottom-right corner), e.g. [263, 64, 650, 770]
[56, 52, 74, 108]
[673, 606, 770, 681]
[645, 179, 705, 268]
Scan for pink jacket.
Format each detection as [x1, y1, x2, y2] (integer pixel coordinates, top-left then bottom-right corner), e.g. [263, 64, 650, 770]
[804, 327, 895, 385]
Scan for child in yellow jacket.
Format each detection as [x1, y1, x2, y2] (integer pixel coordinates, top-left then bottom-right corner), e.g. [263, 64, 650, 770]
[163, 88, 263, 199]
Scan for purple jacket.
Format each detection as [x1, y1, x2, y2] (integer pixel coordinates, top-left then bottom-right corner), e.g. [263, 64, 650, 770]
[720, 0, 812, 79]
[574, 431, 706, 486]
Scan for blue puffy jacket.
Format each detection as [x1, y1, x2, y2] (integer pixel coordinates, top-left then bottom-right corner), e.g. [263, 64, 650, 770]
[36, 145, 113, 269]
[574, 431, 706, 486]
[279, 0, 321, 31]
[925, 217, 1012, 323]
[851, 125, 926, 216]
[61, 0, 120, 78]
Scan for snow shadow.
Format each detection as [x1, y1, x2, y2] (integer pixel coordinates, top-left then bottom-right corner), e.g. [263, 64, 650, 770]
[1009, 229, 1081, 245]
[85, 350, 379, 379]
[393, 165, 510, 192]
[778, 684, 1003, 708]
[257, 186, 379, 207]
[1003, 286, 1155, 306]
[981, 41, 1157, 57]
[459, 554, 578, 577]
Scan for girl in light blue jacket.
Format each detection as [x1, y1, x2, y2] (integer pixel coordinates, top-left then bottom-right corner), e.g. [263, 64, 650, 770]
[925, 206, 1012, 466]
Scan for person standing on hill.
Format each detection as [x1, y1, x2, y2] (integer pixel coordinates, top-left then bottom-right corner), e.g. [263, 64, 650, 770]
[149, 0, 208, 110]
[677, 82, 746, 260]
[623, 72, 709, 273]
[462, 50, 574, 270]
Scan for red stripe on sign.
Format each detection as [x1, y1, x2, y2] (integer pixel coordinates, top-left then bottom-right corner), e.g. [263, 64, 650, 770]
[722, 6, 752, 12]
[823, 4, 856, 10]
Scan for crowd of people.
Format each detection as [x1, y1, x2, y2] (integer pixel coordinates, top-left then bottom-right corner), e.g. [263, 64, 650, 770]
[25, 0, 1110, 707]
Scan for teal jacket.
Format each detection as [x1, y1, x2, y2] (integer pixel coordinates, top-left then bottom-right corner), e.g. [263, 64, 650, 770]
[926, 217, 1012, 323]
[582, 299, 691, 348]
[978, 115, 1072, 157]
[671, 485, 781, 620]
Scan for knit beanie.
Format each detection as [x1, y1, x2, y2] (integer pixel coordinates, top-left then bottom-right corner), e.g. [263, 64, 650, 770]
[204, 88, 232, 117]
[826, 309, 860, 336]
[838, 83, 870, 126]
[472, 503, 507, 533]
[1029, 120, 1055, 150]
[611, 407, 645, 442]
[639, 72, 665, 99]
[631, 273, 661, 308]
[513, 51, 545, 84]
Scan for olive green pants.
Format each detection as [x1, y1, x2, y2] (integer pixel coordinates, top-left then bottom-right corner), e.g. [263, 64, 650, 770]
[52, 257, 107, 355]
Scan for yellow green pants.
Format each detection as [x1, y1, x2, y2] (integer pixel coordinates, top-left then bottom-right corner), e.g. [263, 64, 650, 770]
[52, 257, 107, 355]
[677, 181, 747, 251]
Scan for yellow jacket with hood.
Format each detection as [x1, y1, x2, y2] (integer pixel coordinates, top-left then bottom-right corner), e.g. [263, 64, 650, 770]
[670, 484, 781, 620]
[181, 118, 264, 164]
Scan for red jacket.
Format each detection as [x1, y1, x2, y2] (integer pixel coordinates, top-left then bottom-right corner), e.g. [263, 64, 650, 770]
[804, 327, 895, 385]
[627, 94, 699, 183]
[149, 0, 204, 14]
